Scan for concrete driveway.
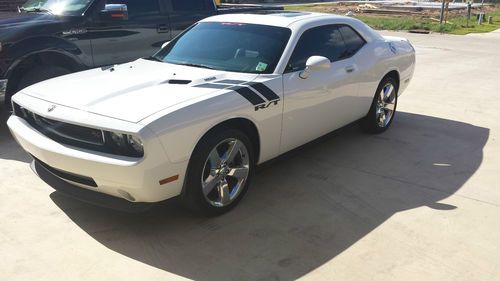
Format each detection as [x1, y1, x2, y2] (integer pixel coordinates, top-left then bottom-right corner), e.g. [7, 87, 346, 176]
[1, 30, 499, 281]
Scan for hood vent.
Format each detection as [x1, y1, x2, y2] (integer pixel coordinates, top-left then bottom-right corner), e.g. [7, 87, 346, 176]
[163, 79, 192, 85]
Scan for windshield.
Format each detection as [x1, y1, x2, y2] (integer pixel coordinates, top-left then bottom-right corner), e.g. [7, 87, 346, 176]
[21, 0, 93, 15]
[154, 22, 292, 74]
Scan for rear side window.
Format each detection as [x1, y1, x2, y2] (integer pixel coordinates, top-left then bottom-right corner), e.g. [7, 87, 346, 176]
[106, 0, 160, 18]
[338, 26, 366, 58]
[172, 0, 206, 11]
[287, 25, 346, 72]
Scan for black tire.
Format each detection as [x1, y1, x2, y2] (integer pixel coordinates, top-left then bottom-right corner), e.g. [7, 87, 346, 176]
[361, 76, 399, 134]
[4, 65, 71, 109]
[17, 65, 71, 92]
[182, 128, 255, 216]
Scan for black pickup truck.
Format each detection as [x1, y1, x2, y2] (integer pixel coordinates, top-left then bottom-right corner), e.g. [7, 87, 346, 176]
[0, 0, 281, 107]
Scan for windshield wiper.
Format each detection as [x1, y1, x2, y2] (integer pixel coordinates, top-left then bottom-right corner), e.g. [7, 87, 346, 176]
[144, 56, 163, 62]
[19, 7, 53, 14]
[177, 63, 215, 70]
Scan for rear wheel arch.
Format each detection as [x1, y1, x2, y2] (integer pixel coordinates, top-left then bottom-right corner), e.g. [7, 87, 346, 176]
[382, 70, 400, 90]
[361, 74, 399, 133]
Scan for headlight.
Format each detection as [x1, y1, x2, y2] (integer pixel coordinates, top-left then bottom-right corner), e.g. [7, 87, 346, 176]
[109, 132, 126, 148]
[127, 135, 144, 155]
[107, 132, 144, 157]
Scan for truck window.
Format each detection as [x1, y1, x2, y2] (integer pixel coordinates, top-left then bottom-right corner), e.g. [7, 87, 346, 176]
[106, 0, 160, 18]
[172, 0, 206, 11]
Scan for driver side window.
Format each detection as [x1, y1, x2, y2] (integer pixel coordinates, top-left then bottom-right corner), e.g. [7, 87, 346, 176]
[286, 25, 346, 73]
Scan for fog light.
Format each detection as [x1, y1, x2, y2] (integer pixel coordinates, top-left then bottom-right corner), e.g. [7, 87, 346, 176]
[118, 189, 136, 202]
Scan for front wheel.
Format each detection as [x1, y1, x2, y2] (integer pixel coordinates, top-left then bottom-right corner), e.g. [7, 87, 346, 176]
[361, 76, 399, 134]
[182, 129, 255, 215]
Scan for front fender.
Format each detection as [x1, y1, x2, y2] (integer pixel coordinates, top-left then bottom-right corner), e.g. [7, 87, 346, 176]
[142, 77, 285, 166]
[4, 35, 92, 78]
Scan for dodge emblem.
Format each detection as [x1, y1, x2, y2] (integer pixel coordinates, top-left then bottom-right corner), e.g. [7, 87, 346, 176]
[47, 105, 56, 112]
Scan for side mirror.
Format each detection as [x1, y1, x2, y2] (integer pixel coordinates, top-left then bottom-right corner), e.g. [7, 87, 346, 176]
[299, 56, 331, 79]
[161, 41, 170, 49]
[100, 4, 129, 20]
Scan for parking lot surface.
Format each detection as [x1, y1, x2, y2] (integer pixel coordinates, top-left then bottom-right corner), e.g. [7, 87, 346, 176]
[1, 30, 500, 281]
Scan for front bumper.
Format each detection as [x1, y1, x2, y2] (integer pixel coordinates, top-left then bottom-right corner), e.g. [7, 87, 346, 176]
[32, 159, 156, 212]
[0, 79, 6, 103]
[7, 115, 188, 203]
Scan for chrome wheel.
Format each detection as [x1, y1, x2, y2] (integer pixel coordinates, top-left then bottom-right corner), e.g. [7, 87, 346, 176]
[201, 138, 250, 207]
[375, 83, 397, 127]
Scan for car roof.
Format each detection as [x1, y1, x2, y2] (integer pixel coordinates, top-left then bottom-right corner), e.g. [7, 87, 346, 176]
[200, 11, 348, 28]
[200, 11, 382, 43]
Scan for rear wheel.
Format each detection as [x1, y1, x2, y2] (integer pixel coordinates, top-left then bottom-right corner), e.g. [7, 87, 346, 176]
[183, 129, 255, 215]
[361, 76, 398, 134]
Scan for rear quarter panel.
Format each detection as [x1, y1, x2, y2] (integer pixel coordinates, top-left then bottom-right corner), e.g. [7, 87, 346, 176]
[354, 37, 415, 113]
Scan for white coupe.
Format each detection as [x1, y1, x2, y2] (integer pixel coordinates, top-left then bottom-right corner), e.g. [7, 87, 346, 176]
[7, 12, 415, 214]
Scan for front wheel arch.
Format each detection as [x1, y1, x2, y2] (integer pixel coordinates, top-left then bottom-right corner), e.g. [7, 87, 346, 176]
[191, 118, 261, 166]
[180, 118, 260, 198]
[182, 127, 256, 215]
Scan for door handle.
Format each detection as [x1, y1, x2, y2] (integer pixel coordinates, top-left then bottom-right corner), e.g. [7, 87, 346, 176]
[157, 24, 169, 33]
[345, 66, 355, 73]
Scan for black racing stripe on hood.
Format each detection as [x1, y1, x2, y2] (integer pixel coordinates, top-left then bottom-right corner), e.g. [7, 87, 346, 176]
[230, 86, 265, 105]
[247, 82, 280, 101]
[216, 79, 248, 85]
[194, 83, 230, 89]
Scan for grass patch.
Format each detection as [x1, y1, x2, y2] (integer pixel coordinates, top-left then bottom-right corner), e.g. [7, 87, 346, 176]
[447, 12, 500, 34]
[284, 4, 319, 11]
[285, 5, 500, 35]
[355, 15, 455, 33]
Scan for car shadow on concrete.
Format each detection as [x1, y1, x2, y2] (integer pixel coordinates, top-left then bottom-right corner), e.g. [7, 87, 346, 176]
[47, 112, 488, 281]
[0, 109, 31, 163]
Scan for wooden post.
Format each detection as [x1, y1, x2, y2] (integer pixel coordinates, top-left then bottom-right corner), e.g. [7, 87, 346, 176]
[467, 2, 471, 28]
[439, 0, 446, 25]
[444, 0, 450, 24]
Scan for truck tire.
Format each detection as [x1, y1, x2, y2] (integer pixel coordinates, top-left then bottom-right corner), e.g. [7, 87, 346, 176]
[16, 65, 71, 93]
[4, 65, 70, 108]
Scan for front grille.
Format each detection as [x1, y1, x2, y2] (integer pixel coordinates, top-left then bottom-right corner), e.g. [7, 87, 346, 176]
[13, 102, 144, 158]
[14, 103, 105, 148]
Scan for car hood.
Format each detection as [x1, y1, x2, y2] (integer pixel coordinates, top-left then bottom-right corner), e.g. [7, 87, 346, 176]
[21, 59, 259, 123]
[0, 12, 60, 29]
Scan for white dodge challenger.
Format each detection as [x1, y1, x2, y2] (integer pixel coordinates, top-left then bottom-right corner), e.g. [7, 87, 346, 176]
[7, 12, 415, 214]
